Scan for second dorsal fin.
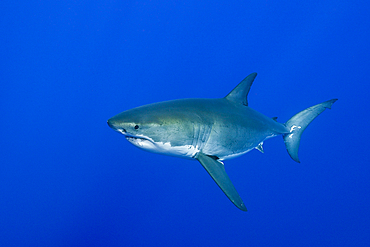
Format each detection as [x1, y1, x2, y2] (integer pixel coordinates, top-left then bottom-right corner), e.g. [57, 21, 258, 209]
[224, 73, 257, 106]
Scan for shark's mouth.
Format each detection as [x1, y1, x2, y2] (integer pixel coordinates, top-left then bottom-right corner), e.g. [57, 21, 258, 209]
[119, 130, 200, 158]
[125, 136, 140, 141]
[116, 129, 152, 143]
[122, 133, 155, 148]
[125, 135, 149, 143]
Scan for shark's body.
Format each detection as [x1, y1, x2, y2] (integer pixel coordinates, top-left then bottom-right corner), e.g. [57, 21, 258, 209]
[108, 73, 337, 211]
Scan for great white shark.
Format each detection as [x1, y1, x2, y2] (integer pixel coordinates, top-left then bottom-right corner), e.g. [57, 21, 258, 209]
[107, 73, 337, 211]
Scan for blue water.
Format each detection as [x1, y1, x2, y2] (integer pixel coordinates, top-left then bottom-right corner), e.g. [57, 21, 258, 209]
[1, 1, 369, 246]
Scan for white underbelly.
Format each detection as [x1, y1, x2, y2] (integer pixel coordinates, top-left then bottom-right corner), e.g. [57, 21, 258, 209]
[218, 148, 254, 161]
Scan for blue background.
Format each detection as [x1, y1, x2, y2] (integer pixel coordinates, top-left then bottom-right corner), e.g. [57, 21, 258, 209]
[1, 1, 369, 246]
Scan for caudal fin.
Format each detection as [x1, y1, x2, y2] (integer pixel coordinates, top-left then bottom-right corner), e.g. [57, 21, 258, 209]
[283, 99, 338, 163]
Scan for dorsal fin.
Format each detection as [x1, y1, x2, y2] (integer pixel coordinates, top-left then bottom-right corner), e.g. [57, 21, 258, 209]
[224, 72, 257, 106]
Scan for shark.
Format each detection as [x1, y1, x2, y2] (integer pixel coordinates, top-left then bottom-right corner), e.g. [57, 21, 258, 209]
[107, 73, 337, 211]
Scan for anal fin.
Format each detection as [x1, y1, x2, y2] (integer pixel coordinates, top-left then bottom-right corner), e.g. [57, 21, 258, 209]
[256, 142, 264, 153]
[196, 152, 247, 211]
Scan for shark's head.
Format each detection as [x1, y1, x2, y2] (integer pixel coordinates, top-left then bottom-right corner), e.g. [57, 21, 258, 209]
[107, 103, 163, 151]
[107, 100, 201, 158]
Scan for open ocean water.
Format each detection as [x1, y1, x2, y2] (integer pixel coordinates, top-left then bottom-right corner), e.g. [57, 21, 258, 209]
[1, 1, 369, 246]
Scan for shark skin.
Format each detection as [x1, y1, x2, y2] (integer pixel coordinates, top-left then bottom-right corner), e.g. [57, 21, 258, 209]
[107, 73, 337, 211]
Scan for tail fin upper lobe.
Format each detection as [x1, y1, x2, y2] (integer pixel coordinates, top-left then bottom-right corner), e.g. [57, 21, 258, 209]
[283, 99, 338, 163]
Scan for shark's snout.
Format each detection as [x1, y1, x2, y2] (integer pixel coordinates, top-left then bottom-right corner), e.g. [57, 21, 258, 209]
[107, 118, 127, 134]
[107, 118, 122, 131]
[107, 118, 115, 129]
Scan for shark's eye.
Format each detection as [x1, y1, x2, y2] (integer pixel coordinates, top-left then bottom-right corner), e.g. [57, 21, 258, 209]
[134, 125, 139, 130]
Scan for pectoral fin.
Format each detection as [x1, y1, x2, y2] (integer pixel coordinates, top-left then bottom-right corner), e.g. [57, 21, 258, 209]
[196, 152, 247, 211]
